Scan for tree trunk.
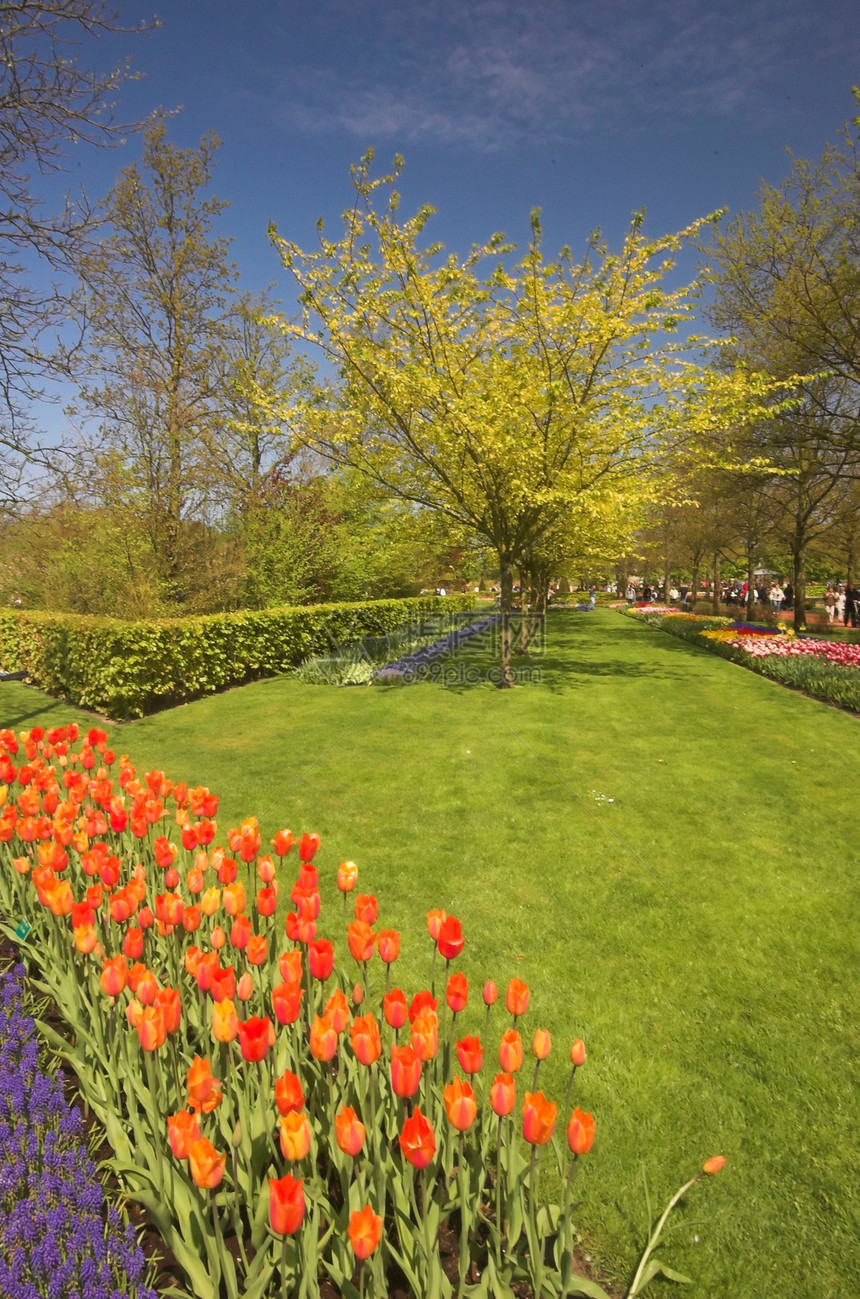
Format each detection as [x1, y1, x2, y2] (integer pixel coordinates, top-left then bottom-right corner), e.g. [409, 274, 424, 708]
[847, 530, 857, 588]
[498, 553, 515, 688]
[792, 542, 807, 632]
[711, 550, 721, 615]
[746, 551, 755, 621]
[690, 562, 699, 609]
[518, 565, 531, 654]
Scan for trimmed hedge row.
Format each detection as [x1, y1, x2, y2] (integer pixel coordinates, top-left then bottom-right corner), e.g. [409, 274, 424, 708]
[0, 595, 474, 720]
[624, 608, 860, 714]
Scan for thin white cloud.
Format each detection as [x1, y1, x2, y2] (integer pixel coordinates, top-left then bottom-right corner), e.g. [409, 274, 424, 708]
[255, 0, 857, 151]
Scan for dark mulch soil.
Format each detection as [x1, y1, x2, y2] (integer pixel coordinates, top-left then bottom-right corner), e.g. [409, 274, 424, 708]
[1, 929, 622, 1298]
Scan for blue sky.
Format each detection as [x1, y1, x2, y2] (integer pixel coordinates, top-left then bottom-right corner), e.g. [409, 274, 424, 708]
[66, 0, 856, 302]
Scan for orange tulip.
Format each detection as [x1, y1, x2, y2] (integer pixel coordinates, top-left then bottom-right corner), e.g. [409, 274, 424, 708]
[425, 908, 446, 941]
[272, 979, 304, 1025]
[703, 1155, 726, 1176]
[210, 966, 235, 1003]
[531, 1028, 551, 1061]
[136, 1004, 166, 1052]
[506, 977, 530, 1018]
[410, 1010, 439, 1062]
[99, 954, 127, 998]
[499, 1027, 523, 1073]
[269, 1174, 304, 1234]
[523, 1091, 557, 1146]
[446, 971, 468, 1013]
[354, 893, 378, 925]
[200, 886, 220, 916]
[230, 914, 251, 950]
[275, 1070, 304, 1117]
[456, 1035, 483, 1075]
[443, 1076, 477, 1132]
[566, 1107, 595, 1156]
[324, 987, 350, 1033]
[246, 934, 268, 966]
[74, 924, 97, 954]
[182, 904, 201, 933]
[237, 971, 254, 1001]
[346, 920, 375, 963]
[212, 999, 239, 1044]
[257, 854, 275, 884]
[335, 1105, 366, 1157]
[155, 987, 181, 1034]
[336, 860, 357, 892]
[222, 881, 246, 916]
[569, 1038, 586, 1067]
[257, 884, 277, 916]
[187, 1056, 219, 1106]
[348, 1205, 383, 1260]
[279, 1110, 311, 1161]
[188, 1137, 226, 1189]
[399, 1107, 436, 1169]
[409, 990, 437, 1022]
[376, 928, 400, 965]
[309, 1014, 338, 1062]
[390, 1043, 422, 1098]
[279, 948, 303, 983]
[490, 1071, 516, 1117]
[350, 1013, 382, 1066]
[167, 1109, 201, 1159]
[298, 832, 319, 862]
[272, 829, 294, 858]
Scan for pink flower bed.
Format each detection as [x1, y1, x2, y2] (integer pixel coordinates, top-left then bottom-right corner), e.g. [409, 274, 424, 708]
[728, 637, 860, 667]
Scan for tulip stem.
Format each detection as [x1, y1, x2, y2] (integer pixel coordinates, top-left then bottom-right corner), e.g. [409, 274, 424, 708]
[210, 1188, 238, 1299]
[627, 1173, 703, 1297]
[495, 1115, 504, 1268]
[565, 1064, 577, 1115]
[559, 1156, 579, 1299]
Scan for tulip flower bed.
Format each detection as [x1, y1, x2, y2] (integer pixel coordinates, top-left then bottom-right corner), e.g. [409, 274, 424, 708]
[0, 960, 157, 1299]
[0, 723, 726, 1299]
[624, 609, 860, 712]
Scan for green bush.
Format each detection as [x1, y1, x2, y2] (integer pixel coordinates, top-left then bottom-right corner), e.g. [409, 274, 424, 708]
[0, 595, 474, 719]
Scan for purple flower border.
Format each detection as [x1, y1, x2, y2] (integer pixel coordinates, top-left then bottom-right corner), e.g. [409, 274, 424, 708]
[0, 962, 157, 1299]
[372, 614, 501, 681]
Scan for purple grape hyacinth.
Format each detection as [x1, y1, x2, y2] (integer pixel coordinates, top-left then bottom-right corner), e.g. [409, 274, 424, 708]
[0, 963, 157, 1299]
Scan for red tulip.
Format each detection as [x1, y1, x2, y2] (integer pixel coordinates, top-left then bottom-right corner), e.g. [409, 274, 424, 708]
[272, 829, 294, 857]
[238, 1016, 272, 1063]
[155, 986, 181, 1034]
[399, 1107, 436, 1169]
[298, 832, 320, 862]
[247, 934, 268, 966]
[308, 938, 334, 980]
[410, 1010, 438, 1062]
[210, 966, 235, 1003]
[437, 915, 464, 960]
[456, 1034, 483, 1075]
[348, 1205, 383, 1259]
[123, 927, 144, 960]
[408, 989, 437, 1023]
[279, 949, 303, 983]
[390, 1043, 422, 1097]
[483, 979, 498, 1006]
[269, 1174, 305, 1234]
[100, 955, 127, 998]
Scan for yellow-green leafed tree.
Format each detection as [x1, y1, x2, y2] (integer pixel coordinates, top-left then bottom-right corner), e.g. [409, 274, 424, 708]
[267, 152, 788, 686]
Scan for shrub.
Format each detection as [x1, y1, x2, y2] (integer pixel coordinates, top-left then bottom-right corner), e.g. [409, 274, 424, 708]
[0, 595, 473, 719]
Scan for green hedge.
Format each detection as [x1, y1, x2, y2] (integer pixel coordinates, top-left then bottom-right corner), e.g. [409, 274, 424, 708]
[0, 595, 474, 720]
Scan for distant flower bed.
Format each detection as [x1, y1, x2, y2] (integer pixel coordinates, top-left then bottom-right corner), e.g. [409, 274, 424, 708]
[705, 632, 860, 667]
[0, 962, 156, 1299]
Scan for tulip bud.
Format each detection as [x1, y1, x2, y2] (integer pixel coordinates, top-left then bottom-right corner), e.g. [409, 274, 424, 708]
[703, 1155, 726, 1176]
[570, 1038, 586, 1067]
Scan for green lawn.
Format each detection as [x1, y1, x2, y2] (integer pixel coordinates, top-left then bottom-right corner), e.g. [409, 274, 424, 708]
[2, 610, 858, 1298]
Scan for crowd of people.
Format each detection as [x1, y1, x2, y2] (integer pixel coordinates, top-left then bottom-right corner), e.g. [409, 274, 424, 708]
[623, 578, 859, 626]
